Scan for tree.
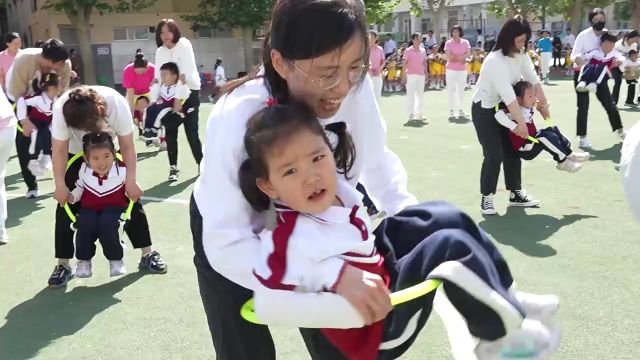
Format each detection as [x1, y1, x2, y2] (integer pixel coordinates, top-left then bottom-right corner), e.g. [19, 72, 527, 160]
[42, 0, 154, 85]
[614, 0, 640, 30]
[546, 0, 610, 33]
[409, 0, 450, 37]
[184, 0, 273, 73]
[363, 0, 402, 25]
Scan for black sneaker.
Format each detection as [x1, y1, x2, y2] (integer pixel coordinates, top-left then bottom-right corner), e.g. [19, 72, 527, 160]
[141, 128, 157, 141]
[47, 264, 75, 288]
[509, 190, 540, 207]
[168, 166, 179, 182]
[139, 251, 168, 274]
[481, 194, 497, 215]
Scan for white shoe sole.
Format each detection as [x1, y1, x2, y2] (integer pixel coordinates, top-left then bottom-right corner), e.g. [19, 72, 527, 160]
[508, 201, 540, 207]
[481, 208, 497, 215]
[76, 272, 92, 278]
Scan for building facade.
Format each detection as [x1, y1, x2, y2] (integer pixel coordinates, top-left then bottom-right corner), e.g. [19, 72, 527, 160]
[5, 0, 247, 87]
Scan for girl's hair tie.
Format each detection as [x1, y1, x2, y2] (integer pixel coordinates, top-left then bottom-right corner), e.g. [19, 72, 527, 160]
[266, 98, 278, 107]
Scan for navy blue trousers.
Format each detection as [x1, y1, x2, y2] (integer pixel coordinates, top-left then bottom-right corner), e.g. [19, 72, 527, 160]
[75, 206, 125, 261]
[519, 126, 573, 163]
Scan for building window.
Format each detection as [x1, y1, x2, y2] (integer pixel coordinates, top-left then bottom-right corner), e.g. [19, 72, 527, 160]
[195, 27, 232, 39]
[447, 10, 459, 30]
[31, 0, 37, 12]
[59, 27, 79, 45]
[421, 18, 431, 34]
[113, 27, 149, 41]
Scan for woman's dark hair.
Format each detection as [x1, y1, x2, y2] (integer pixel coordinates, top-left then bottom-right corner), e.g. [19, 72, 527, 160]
[411, 32, 421, 41]
[600, 32, 618, 44]
[438, 39, 446, 53]
[513, 80, 533, 98]
[41, 38, 69, 63]
[494, 15, 531, 56]
[134, 51, 148, 68]
[214, 58, 223, 70]
[624, 30, 640, 41]
[239, 101, 355, 212]
[450, 25, 463, 37]
[588, 8, 605, 23]
[62, 86, 109, 132]
[629, 49, 639, 56]
[32, 73, 59, 95]
[160, 61, 180, 76]
[5, 32, 19, 45]
[155, 18, 181, 48]
[82, 132, 116, 158]
[223, 0, 369, 100]
[135, 95, 150, 104]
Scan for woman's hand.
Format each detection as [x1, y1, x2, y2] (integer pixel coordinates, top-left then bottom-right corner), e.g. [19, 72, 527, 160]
[537, 103, 551, 120]
[66, 193, 75, 204]
[335, 264, 392, 325]
[125, 180, 144, 202]
[54, 185, 70, 206]
[21, 118, 35, 137]
[514, 121, 529, 139]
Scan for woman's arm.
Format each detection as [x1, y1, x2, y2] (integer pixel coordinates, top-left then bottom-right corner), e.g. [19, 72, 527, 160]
[177, 39, 199, 87]
[52, 138, 70, 205]
[125, 88, 135, 114]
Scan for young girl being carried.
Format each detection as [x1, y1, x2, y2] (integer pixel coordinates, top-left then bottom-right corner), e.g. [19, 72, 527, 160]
[141, 62, 190, 146]
[67, 132, 128, 278]
[240, 100, 562, 360]
[16, 73, 61, 176]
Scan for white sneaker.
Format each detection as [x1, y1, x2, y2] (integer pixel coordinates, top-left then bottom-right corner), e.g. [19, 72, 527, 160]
[25, 189, 39, 199]
[567, 151, 591, 162]
[76, 260, 93, 278]
[40, 155, 53, 171]
[429, 83, 436, 89]
[578, 136, 593, 149]
[475, 318, 562, 360]
[458, 111, 469, 119]
[615, 128, 627, 141]
[556, 159, 582, 173]
[575, 81, 587, 92]
[0, 227, 8, 245]
[543, 78, 550, 85]
[481, 194, 497, 215]
[109, 260, 127, 277]
[27, 160, 44, 177]
[450, 110, 456, 118]
[586, 83, 597, 93]
[514, 291, 560, 324]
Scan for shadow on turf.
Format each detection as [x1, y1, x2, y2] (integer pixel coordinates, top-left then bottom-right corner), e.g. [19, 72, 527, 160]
[479, 207, 597, 257]
[6, 195, 50, 229]
[137, 149, 161, 162]
[588, 143, 622, 163]
[143, 175, 197, 200]
[403, 119, 429, 128]
[448, 116, 471, 124]
[0, 272, 144, 360]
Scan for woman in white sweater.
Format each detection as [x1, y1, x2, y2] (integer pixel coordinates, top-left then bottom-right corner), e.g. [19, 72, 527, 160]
[154, 19, 203, 182]
[471, 15, 551, 215]
[0, 87, 16, 244]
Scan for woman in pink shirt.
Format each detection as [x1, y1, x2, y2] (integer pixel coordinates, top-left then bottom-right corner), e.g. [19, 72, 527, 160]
[122, 51, 155, 114]
[445, 25, 471, 119]
[402, 32, 428, 121]
[0, 33, 21, 91]
[368, 31, 385, 102]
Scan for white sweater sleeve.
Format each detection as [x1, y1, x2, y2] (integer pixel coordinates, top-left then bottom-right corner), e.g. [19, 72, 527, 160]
[176, 38, 201, 90]
[520, 54, 540, 84]
[357, 76, 418, 215]
[494, 110, 517, 130]
[484, 56, 517, 106]
[571, 31, 588, 62]
[620, 121, 640, 222]
[15, 97, 27, 121]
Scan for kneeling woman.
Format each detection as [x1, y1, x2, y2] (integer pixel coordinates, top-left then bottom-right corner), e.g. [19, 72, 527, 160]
[49, 85, 167, 288]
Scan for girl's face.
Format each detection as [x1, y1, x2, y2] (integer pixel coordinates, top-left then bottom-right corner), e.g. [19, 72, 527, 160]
[513, 34, 528, 52]
[518, 87, 537, 109]
[161, 69, 178, 85]
[257, 128, 338, 215]
[45, 85, 60, 99]
[86, 148, 115, 177]
[273, 34, 366, 119]
[160, 25, 176, 47]
[7, 38, 21, 52]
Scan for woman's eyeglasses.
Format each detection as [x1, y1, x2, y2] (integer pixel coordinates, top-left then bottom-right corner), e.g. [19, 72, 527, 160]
[287, 61, 369, 90]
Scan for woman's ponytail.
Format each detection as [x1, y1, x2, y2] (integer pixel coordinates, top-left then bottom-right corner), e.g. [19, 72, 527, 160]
[324, 121, 355, 179]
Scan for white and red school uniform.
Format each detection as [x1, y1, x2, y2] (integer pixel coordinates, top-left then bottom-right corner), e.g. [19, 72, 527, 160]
[577, 49, 617, 86]
[144, 82, 190, 130]
[70, 161, 128, 211]
[16, 93, 57, 157]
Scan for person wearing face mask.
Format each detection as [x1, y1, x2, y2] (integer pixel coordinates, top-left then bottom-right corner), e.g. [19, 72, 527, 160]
[570, 8, 626, 149]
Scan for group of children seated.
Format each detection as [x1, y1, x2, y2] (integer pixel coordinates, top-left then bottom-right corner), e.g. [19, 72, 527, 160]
[383, 41, 485, 93]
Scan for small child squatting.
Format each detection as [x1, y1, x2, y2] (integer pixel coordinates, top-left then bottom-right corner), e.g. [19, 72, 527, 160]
[495, 81, 591, 174]
[67, 133, 128, 278]
[240, 101, 562, 360]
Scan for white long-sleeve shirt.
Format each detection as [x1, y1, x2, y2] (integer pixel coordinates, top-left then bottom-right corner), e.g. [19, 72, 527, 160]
[494, 105, 535, 131]
[615, 39, 638, 58]
[472, 50, 539, 109]
[254, 180, 379, 328]
[193, 75, 418, 289]
[148, 82, 191, 104]
[571, 27, 608, 70]
[620, 58, 640, 80]
[620, 121, 640, 222]
[154, 37, 201, 91]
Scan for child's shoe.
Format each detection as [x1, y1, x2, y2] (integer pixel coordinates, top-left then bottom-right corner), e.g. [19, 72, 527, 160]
[513, 291, 560, 324]
[25, 189, 39, 199]
[475, 318, 561, 360]
[75, 260, 92, 278]
[109, 260, 127, 277]
[586, 83, 597, 93]
[615, 128, 627, 141]
[141, 128, 158, 141]
[40, 154, 53, 171]
[168, 165, 180, 182]
[567, 151, 591, 162]
[556, 159, 582, 173]
[27, 159, 44, 177]
[575, 81, 588, 92]
[578, 136, 593, 149]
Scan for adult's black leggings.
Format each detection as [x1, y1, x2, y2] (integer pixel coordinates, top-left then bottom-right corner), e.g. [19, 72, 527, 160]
[163, 90, 203, 167]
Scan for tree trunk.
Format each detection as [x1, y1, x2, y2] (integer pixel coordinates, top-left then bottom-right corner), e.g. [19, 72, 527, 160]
[570, 0, 583, 34]
[69, 7, 97, 85]
[427, 0, 444, 38]
[631, 0, 640, 30]
[242, 27, 255, 74]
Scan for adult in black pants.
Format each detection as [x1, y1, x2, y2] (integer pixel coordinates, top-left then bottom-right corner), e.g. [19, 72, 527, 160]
[6, 39, 72, 198]
[49, 86, 167, 288]
[154, 19, 203, 182]
[570, 8, 626, 149]
[612, 30, 640, 105]
[471, 16, 551, 216]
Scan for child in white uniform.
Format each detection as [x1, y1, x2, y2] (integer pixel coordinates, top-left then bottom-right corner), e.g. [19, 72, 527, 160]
[240, 101, 562, 360]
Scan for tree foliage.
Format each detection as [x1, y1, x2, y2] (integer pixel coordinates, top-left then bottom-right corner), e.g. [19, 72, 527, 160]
[183, 0, 273, 32]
